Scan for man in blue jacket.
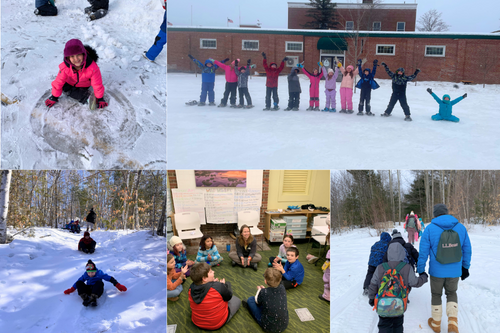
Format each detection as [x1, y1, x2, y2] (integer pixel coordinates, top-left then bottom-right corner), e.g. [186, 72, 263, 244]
[417, 204, 471, 333]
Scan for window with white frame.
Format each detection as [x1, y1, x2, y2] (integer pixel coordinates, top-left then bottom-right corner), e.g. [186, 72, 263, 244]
[200, 39, 217, 49]
[242, 40, 259, 51]
[376, 44, 396, 55]
[425, 45, 446, 57]
[397, 22, 405, 31]
[286, 41, 303, 52]
[373, 21, 381, 31]
[346, 21, 354, 30]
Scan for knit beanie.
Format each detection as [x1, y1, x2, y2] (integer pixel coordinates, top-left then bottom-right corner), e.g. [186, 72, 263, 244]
[86, 260, 97, 272]
[169, 236, 182, 248]
[328, 68, 334, 74]
[84, 231, 90, 237]
[391, 229, 402, 238]
[433, 204, 448, 218]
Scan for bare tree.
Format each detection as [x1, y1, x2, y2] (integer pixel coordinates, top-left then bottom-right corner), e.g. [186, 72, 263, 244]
[417, 9, 450, 32]
[0, 171, 13, 244]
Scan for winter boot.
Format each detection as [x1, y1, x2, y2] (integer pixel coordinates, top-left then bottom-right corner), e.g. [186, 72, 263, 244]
[362, 288, 369, 296]
[81, 294, 92, 307]
[314, 106, 320, 111]
[284, 107, 292, 111]
[263, 107, 271, 111]
[292, 107, 299, 111]
[306, 106, 314, 111]
[197, 102, 206, 106]
[83, 248, 89, 253]
[229, 104, 237, 108]
[252, 263, 258, 271]
[339, 109, 347, 113]
[347, 109, 354, 114]
[381, 112, 391, 117]
[357, 111, 364, 116]
[208, 102, 216, 106]
[322, 107, 329, 112]
[366, 111, 374, 116]
[405, 115, 412, 121]
[447, 302, 459, 333]
[142, 52, 154, 63]
[231, 260, 237, 267]
[89, 294, 98, 307]
[428, 304, 442, 333]
[273, 103, 279, 110]
[218, 103, 227, 107]
[330, 108, 336, 112]
[237, 104, 244, 108]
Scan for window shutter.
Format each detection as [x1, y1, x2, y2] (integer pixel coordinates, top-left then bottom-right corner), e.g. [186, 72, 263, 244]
[282, 170, 310, 195]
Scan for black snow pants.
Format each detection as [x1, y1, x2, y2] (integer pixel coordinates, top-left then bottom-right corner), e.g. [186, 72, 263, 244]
[221, 82, 237, 106]
[287, 92, 300, 109]
[384, 91, 410, 116]
[80, 241, 96, 254]
[363, 265, 377, 290]
[238, 87, 252, 106]
[378, 315, 404, 333]
[76, 280, 104, 297]
[265, 87, 279, 108]
[63, 83, 90, 104]
[37, 3, 58, 16]
[358, 88, 372, 112]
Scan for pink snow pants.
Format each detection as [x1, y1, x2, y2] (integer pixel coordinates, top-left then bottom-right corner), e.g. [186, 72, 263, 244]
[324, 89, 336, 109]
[309, 85, 320, 107]
[322, 267, 330, 301]
[340, 87, 353, 110]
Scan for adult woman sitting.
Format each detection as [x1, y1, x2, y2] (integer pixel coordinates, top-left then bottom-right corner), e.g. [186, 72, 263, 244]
[229, 224, 262, 271]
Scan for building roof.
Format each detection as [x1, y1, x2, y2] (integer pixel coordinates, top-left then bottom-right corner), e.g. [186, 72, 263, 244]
[287, 2, 418, 10]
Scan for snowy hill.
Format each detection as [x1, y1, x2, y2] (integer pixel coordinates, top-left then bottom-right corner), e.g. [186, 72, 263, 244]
[168, 74, 500, 169]
[1, 0, 166, 169]
[330, 225, 500, 333]
[0, 228, 167, 333]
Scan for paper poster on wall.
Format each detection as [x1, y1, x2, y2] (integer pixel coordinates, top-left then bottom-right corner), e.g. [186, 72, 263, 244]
[195, 170, 247, 187]
[204, 188, 235, 207]
[171, 189, 206, 224]
[235, 188, 262, 207]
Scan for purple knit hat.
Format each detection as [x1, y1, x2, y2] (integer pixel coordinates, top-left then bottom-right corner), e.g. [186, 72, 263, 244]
[63, 39, 87, 67]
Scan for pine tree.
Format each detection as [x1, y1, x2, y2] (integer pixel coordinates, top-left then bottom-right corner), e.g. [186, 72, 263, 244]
[302, 0, 338, 30]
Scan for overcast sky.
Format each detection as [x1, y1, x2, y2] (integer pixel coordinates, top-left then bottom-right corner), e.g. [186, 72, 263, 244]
[168, 0, 499, 33]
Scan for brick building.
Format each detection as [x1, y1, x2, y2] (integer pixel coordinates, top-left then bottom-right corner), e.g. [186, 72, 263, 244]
[288, 1, 417, 32]
[168, 27, 500, 84]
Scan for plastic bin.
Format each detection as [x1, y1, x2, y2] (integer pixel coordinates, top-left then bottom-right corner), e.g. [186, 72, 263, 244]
[271, 218, 287, 230]
[269, 230, 285, 242]
[283, 215, 307, 224]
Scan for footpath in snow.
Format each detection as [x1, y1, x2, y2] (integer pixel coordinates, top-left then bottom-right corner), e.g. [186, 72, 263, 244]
[0, 228, 167, 333]
[1, 0, 166, 169]
[168, 73, 500, 169]
[330, 225, 500, 333]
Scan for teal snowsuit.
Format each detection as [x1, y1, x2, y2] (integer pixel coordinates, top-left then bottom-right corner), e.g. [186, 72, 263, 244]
[430, 93, 463, 123]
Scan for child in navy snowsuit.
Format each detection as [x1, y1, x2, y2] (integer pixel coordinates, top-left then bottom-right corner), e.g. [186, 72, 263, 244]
[356, 59, 380, 116]
[144, 0, 166, 62]
[381, 63, 420, 121]
[427, 88, 467, 123]
[235, 59, 253, 108]
[188, 55, 221, 105]
[84, 0, 109, 21]
[363, 231, 391, 294]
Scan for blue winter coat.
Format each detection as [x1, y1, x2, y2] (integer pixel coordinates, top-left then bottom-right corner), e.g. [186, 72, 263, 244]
[191, 58, 220, 83]
[160, 10, 166, 32]
[417, 215, 472, 278]
[355, 63, 380, 90]
[196, 245, 222, 262]
[368, 232, 392, 266]
[283, 260, 304, 285]
[430, 93, 463, 122]
[72, 269, 115, 288]
[173, 249, 188, 269]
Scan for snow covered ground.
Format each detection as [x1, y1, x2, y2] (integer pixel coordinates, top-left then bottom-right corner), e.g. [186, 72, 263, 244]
[330, 224, 500, 333]
[168, 73, 500, 169]
[1, 0, 166, 169]
[0, 228, 167, 333]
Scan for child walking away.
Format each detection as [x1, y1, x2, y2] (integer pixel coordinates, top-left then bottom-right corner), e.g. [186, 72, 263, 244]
[46, 39, 107, 110]
[261, 52, 286, 110]
[187, 55, 219, 106]
[84, 0, 109, 21]
[213, 58, 238, 107]
[356, 59, 380, 116]
[235, 59, 253, 108]
[168, 236, 195, 277]
[243, 268, 289, 333]
[368, 243, 428, 333]
[64, 260, 127, 307]
[302, 63, 324, 111]
[196, 235, 224, 266]
[34, 0, 57, 16]
[428, 88, 467, 123]
[285, 66, 301, 111]
[168, 253, 187, 301]
[143, 0, 166, 62]
[78, 231, 96, 254]
[321, 64, 340, 112]
[380, 63, 420, 121]
[405, 212, 419, 245]
[363, 232, 392, 296]
[272, 247, 304, 289]
[269, 234, 297, 266]
[338, 62, 359, 113]
[319, 249, 330, 302]
[189, 263, 241, 330]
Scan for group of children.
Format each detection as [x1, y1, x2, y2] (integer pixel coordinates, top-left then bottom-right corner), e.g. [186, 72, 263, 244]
[167, 225, 330, 332]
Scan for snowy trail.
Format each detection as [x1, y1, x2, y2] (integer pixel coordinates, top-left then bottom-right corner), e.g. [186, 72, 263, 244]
[168, 73, 500, 169]
[1, 0, 166, 169]
[331, 225, 500, 333]
[0, 228, 166, 333]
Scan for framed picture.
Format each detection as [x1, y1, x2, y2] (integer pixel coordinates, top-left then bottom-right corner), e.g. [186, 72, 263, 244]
[195, 170, 247, 187]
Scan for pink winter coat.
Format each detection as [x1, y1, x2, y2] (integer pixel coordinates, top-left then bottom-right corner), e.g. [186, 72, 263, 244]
[213, 60, 238, 83]
[51, 62, 105, 99]
[302, 67, 324, 97]
[339, 65, 359, 89]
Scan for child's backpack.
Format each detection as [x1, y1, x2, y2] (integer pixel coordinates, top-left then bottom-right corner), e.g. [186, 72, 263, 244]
[434, 223, 462, 264]
[374, 262, 408, 317]
[407, 216, 416, 229]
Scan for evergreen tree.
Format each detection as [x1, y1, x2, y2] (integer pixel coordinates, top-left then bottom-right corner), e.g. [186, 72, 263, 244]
[302, 0, 338, 30]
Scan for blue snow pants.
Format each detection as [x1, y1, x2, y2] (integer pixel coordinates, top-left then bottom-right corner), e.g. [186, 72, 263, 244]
[200, 82, 215, 103]
[145, 29, 166, 61]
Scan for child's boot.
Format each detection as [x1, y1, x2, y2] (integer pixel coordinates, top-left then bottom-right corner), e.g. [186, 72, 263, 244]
[90, 294, 98, 307]
[81, 294, 92, 307]
[447, 302, 459, 333]
[428, 304, 442, 333]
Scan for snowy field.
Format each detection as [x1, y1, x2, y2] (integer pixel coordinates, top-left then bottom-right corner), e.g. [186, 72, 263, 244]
[330, 224, 500, 333]
[1, 0, 166, 169]
[0, 228, 167, 333]
[168, 73, 500, 169]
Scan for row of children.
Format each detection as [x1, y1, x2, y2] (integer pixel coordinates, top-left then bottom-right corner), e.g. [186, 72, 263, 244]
[63, 220, 81, 233]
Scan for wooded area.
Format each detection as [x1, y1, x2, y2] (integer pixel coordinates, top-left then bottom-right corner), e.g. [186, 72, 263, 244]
[0, 170, 167, 243]
[331, 170, 500, 233]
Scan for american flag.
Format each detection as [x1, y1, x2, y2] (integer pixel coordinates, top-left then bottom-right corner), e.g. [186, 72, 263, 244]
[167, 21, 173, 26]
[227, 18, 233, 23]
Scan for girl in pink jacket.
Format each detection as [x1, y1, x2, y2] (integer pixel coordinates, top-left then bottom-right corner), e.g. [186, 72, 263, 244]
[302, 64, 324, 111]
[212, 58, 239, 107]
[45, 39, 107, 110]
[338, 63, 358, 113]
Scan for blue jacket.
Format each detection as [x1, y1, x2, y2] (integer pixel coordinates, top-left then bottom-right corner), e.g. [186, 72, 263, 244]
[368, 232, 392, 266]
[160, 10, 166, 32]
[355, 63, 380, 90]
[173, 249, 188, 269]
[417, 215, 472, 278]
[196, 245, 221, 262]
[430, 92, 463, 120]
[191, 58, 220, 83]
[72, 269, 116, 289]
[283, 259, 304, 285]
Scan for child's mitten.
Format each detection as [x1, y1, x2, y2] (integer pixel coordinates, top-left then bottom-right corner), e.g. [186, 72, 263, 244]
[45, 95, 59, 107]
[115, 283, 127, 292]
[64, 287, 76, 294]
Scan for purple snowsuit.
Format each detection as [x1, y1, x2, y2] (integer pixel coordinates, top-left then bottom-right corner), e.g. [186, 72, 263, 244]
[322, 67, 339, 110]
[322, 249, 330, 301]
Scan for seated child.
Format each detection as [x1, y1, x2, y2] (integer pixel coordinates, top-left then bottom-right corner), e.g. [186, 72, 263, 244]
[272, 247, 304, 289]
[427, 88, 467, 123]
[78, 231, 96, 253]
[84, 0, 109, 21]
[168, 236, 194, 277]
[196, 235, 223, 266]
[34, 0, 57, 16]
[167, 253, 187, 301]
[243, 268, 288, 333]
[64, 260, 127, 307]
[368, 243, 428, 333]
[269, 234, 296, 266]
[188, 262, 241, 330]
[363, 232, 392, 295]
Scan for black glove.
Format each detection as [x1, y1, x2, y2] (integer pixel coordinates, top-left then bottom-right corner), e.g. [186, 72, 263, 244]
[247, 59, 251, 65]
[462, 93, 467, 99]
[188, 54, 194, 59]
[415, 68, 421, 73]
[222, 58, 230, 63]
[283, 57, 288, 62]
[427, 88, 432, 94]
[381, 62, 387, 67]
[357, 59, 362, 65]
[419, 272, 428, 279]
[369, 299, 375, 307]
[373, 59, 378, 65]
[234, 59, 239, 67]
[261, 52, 266, 59]
[461, 267, 469, 280]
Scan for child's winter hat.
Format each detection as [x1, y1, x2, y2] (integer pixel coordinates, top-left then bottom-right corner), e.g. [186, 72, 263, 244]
[85, 260, 97, 272]
[433, 204, 448, 218]
[84, 231, 90, 237]
[64, 39, 87, 58]
[328, 68, 334, 74]
[169, 236, 182, 248]
[347, 65, 354, 71]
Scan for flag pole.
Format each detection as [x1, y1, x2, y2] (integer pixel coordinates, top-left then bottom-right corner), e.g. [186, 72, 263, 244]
[227, 17, 228, 27]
